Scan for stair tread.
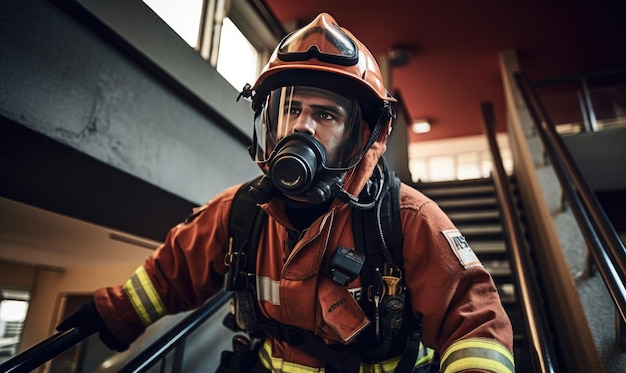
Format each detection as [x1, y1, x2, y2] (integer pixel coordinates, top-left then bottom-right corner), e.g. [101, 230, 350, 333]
[485, 266, 511, 276]
[421, 184, 495, 198]
[415, 177, 495, 189]
[436, 198, 499, 210]
[447, 210, 500, 221]
[458, 225, 503, 235]
[467, 241, 506, 253]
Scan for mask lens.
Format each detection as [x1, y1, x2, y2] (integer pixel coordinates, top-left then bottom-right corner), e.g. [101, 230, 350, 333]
[268, 133, 323, 196]
[277, 16, 358, 66]
[252, 86, 365, 170]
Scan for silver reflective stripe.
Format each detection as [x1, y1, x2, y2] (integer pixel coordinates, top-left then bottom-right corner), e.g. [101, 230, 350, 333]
[257, 276, 281, 305]
[440, 338, 515, 373]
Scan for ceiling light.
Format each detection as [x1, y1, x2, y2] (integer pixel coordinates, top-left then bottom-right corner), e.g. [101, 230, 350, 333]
[387, 44, 415, 67]
[412, 119, 431, 134]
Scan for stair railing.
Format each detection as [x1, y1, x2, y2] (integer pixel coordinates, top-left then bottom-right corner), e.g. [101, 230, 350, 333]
[0, 290, 232, 373]
[118, 290, 232, 372]
[514, 71, 626, 350]
[530, 67, 626, 134]
[0, 328, 90, 373]
[481, 101, 560, 372]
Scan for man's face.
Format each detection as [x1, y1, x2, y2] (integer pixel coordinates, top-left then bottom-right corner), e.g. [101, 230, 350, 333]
[252, 86, 364, 171]
[275, 88, 352, 167]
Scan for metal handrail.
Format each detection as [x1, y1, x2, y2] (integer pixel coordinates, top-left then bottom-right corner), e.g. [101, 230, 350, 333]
[118, 289, 232, 373]
[481, 101, 560, 372]
[0, 327, 94, 373]
[514, 71, 626, 329]
[530, 68, 626, 134]
[0, 290, 232, 373]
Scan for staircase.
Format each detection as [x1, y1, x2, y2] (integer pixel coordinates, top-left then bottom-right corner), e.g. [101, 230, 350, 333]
[414, 176, 531, 372]
[0, 320, 23, 360]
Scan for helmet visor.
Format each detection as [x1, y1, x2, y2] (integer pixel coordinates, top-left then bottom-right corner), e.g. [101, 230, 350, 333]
[252, 86, 365, 170]
[277, 16, 358, 66]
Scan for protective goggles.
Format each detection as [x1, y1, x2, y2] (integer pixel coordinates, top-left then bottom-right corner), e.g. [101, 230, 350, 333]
[252, 86, 365, 170]
[277, 16, 358, 66]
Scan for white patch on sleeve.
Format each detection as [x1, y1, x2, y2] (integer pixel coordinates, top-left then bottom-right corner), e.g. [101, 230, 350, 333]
[442, 229, 481, 269]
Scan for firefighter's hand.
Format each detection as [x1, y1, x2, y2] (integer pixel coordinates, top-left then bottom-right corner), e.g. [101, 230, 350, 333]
[57, 300, 129, 352]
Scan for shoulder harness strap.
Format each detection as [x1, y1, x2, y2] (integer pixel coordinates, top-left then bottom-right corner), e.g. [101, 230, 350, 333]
[352, 157, 423, 371]
[225, 175, 266, 292]
[353, 158, 402, 268]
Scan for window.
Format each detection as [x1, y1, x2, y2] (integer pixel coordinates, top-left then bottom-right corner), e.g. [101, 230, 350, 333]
[408, 134, 512, 182]
[216, 17, 260, 91]
[409, 158, 428, 183]
[456, 152, 482, 180]
[0, 290, 30, 360]
[0, 300, 28, 323]
[142, 0, 204, 48]
[141, 0, 274, 92]
[428, 156, 455, 182]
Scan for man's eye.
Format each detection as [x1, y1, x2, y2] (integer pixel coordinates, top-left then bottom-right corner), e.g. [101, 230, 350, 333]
[287, 107, 301, 115]
[319, 112, 334, 120]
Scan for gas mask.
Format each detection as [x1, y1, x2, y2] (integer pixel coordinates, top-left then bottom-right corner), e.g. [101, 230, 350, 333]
[267, 132, 342, 204]
[249, 86, 366, 204]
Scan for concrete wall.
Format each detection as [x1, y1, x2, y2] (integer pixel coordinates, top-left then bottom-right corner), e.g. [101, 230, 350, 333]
[0, 0, 259, 208]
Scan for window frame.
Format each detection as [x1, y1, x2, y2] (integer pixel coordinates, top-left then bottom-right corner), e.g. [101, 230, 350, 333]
[198, 0, 281, 72]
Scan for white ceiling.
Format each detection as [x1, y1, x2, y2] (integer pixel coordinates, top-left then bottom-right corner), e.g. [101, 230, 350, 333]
[0, 197, 159, 269]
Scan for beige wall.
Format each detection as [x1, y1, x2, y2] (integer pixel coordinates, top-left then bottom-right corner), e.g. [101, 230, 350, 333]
[0, 260, 140, 353]
[0, 261, 36, 289]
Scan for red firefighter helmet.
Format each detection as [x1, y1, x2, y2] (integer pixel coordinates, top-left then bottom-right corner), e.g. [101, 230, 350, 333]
[249, 12, 396, 128]
[245, 13, 397, 181]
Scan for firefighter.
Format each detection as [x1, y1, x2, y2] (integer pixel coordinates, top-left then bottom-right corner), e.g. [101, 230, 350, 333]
[58, 13, 515, 373]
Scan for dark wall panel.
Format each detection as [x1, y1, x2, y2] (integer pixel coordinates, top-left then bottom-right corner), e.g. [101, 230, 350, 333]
[0, 117, 195, 242]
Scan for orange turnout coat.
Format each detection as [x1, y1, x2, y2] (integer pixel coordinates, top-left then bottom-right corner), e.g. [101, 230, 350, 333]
[94, 125, 514, 372]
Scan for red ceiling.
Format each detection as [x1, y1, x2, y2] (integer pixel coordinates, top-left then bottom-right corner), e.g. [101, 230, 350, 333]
[262, 1, 626, 143]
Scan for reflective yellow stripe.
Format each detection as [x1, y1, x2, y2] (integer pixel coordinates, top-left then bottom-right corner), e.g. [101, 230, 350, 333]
[123, 266, 166, 325]
[259, 339, 435, 373]
[124, 278, 150, 325]
[135, 266, 166, 315]
[446, 357, 512, 373]
[415, 344, 436, 366]
[259, 343, 319, 372]
[440, 338, 514, 373]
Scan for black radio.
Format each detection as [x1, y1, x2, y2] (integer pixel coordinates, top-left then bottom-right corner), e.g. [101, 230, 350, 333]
[328, 246, 365, 286]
